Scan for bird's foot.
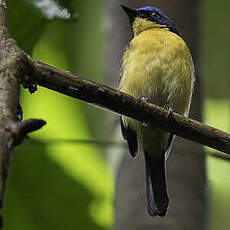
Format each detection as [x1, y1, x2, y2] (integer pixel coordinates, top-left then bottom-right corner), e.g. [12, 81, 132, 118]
[140, 97, 148, 127]
[164, 105, 173, 119]
[142, 122, 148, 128]
[140, 96, 148, 103]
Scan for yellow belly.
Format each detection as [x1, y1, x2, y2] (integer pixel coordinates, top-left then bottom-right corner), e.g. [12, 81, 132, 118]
[119, 28, 194, 154]
[119, 28, 194, 116]
[119, 26, 194, 156]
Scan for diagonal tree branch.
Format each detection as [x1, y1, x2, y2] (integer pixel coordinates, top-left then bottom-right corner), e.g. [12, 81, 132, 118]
[29, 60, 230, 154]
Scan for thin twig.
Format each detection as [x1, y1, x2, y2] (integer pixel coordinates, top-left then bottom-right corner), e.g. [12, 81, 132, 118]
[30, 138, 230, 162]
[28, 138, 230, 162]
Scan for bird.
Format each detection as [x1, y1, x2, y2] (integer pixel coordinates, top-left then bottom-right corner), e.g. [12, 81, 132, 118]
[119, 5, 195, 217]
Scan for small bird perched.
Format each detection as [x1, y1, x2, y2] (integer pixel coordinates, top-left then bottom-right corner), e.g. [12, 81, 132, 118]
[119, 5, 195, 217]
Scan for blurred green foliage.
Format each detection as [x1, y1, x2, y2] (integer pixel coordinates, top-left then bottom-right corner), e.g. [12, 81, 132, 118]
[8, 0, 48, 54]
[204, 99, 230, 230]
[202, 0, 230, 229]
[8, 0, 77, 54]
[3, 0, 113, 229]
[202, 0, 230, 98]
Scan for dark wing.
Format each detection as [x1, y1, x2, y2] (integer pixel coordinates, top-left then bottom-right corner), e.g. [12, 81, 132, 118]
[120, 117, 138, 158]
[165, 133, 175, 161]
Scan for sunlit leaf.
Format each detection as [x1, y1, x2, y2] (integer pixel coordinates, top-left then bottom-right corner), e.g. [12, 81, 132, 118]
[7, 0, 75, 54]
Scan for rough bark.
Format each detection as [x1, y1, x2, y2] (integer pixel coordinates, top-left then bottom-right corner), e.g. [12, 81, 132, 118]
[25, 61, 229, 153]
[0, 1, 45, 227]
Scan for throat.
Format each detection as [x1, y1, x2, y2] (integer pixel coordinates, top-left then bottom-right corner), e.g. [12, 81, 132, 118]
[132, 18, 167, 36]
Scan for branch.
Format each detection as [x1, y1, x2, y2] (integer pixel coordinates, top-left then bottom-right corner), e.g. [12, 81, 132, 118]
[29, 60, 230, 154]
[0, 1, 45, 226]
[0, 0, 230, 226]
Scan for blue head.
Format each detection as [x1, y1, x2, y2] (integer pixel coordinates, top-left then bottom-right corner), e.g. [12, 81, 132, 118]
[121, 5, 180, 36]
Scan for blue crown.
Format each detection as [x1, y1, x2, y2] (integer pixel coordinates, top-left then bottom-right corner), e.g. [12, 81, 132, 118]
[137, 6, 169, 19]
[136, 6, 179, 36]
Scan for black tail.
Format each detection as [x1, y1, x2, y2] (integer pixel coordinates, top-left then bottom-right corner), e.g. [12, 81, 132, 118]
[144, 151, 169, 217]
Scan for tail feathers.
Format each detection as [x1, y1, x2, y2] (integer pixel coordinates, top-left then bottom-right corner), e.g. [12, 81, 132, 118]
[144, 151, 169, 217]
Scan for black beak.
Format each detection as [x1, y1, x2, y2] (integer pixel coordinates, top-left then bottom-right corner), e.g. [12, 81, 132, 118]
[120, 5, 137, 22]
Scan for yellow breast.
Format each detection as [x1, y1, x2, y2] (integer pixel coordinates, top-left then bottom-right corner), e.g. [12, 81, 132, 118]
[119, 26, 194, 116]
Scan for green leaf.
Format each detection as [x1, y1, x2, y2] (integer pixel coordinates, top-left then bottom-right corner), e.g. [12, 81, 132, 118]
[7, 0, 75, 54]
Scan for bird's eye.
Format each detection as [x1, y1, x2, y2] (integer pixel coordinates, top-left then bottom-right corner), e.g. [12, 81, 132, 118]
[152, 12, 160, 18]
[154, 12, 160, 18]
